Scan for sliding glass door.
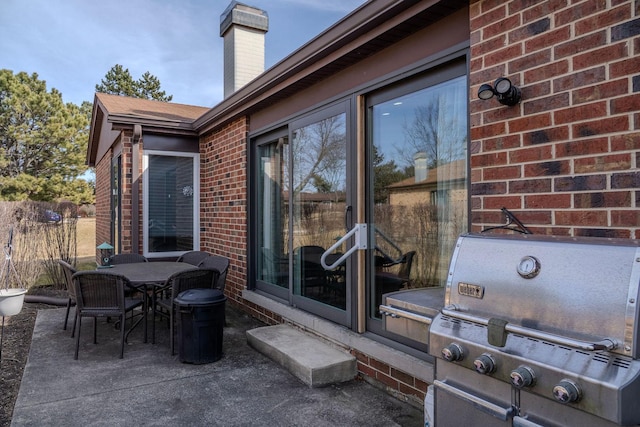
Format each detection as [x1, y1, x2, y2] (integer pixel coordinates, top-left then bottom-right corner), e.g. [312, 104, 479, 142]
[255, 102, 352, 326]
[366, 60, 468, 338]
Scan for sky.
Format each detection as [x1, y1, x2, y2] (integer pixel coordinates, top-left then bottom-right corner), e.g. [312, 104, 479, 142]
[0, 0, 368, 107]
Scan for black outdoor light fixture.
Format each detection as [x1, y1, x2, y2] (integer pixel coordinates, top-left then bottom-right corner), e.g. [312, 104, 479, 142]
[477, 77, 521, 106]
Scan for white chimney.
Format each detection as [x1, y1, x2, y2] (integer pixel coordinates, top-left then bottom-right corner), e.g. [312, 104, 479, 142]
[414, 152, 428, 182]
[220, 2, 269, 98]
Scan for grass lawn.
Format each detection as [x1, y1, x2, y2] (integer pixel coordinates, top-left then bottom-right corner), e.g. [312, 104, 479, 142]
[76, 217, 96, 270]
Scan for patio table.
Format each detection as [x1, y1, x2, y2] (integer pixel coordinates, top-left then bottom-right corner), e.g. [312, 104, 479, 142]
[104, 262, 197, 343]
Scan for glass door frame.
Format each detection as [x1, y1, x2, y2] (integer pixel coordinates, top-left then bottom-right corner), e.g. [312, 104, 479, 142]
[250, 100, 355, 328]
[289, 101, 353, 327]
[363, 58, 469, 341]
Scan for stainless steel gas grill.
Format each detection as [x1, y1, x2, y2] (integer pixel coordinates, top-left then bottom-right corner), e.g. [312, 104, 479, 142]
[428, 233, 640, 427]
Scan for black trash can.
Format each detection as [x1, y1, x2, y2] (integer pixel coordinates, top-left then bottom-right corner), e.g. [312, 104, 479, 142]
[174, 288, 226, 364]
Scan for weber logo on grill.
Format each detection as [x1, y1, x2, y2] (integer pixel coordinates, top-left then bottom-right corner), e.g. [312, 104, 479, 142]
[457, 282, 484, 299]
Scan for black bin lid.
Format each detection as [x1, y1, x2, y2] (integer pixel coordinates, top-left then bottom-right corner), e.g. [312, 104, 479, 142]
[175, 288, 226, 306]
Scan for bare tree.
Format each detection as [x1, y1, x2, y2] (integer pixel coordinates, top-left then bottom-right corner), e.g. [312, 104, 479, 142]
[400, 96, 466, 169]
[291, 114, 346, 195]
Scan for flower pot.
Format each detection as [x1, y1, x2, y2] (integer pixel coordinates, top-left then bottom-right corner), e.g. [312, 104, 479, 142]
[0, 288, 27, 316]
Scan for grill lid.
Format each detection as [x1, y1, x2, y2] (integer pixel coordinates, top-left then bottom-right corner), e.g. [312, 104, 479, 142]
[445, 233, 640, 357]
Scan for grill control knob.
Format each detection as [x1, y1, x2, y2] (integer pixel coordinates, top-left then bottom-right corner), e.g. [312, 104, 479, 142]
[510, 366, 536, 388]
[553, 379, 582, 404]
[473, 353, 496, 374]
[441, 343, 464, 362]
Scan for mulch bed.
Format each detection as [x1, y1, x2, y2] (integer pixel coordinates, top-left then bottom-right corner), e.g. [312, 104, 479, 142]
[0, 289, 66, 427]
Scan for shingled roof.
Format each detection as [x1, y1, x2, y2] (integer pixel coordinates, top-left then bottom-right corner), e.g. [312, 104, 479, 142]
[87, 93, 209, 166]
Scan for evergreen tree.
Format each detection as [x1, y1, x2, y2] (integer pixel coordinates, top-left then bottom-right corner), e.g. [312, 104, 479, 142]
[95, 65, 173, 101]
[0, 70, 93, 203]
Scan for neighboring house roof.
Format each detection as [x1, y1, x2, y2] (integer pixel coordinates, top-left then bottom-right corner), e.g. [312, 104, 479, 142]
[87, 93, 209, 166]
[387, 159, 466, 191]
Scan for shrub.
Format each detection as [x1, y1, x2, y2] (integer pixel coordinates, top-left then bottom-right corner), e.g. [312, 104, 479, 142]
[0, 201, 78, 290]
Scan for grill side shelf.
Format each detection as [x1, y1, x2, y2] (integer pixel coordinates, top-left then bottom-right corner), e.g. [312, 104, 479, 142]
[379, 305, 434, 325]
[442, 307, 618, 352]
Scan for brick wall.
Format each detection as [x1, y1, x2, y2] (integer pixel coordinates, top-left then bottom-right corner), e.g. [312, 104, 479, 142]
[120, 131, 135, 253]
[94, 130, 138, 260]
[470, 0, 640, 238]
[200, 118, 249, 307]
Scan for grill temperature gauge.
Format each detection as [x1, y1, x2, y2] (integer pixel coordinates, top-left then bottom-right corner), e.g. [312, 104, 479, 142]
[517, 255, 541, 279]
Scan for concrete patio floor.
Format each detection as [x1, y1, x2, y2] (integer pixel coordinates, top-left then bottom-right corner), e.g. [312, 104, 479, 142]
[11, 304, 423, 426]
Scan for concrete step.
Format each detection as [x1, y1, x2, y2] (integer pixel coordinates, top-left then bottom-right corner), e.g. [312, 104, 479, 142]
[246, 324, 357, 387]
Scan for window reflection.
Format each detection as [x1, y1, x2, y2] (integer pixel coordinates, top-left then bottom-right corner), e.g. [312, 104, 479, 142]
[257, 140, 288, 288]
[371, 75, 467, 314]
[145, 153, 197, 255]
[291, 113, 347, 310]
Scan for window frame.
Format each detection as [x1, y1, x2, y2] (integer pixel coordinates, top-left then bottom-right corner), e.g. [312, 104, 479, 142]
[142, 149, 200, 258]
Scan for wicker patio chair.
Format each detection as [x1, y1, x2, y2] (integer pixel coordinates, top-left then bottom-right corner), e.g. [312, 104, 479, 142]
[176, 251, 210, 266]
[197, 255, 229, 292]
[109, 253, 148, 264]
[153, 268, 220, 355]
[57, 259, 77, 335]
[72, 271, 143, 359]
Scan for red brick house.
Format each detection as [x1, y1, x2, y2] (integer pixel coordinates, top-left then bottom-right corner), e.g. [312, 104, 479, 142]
[88, 0, 640, 407]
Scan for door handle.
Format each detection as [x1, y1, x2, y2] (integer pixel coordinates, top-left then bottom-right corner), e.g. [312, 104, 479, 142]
[321, 223, 368, 270]
[344, 205, 352, 231]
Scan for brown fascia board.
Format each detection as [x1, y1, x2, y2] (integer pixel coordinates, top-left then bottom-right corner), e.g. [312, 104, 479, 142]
[106, 113, 199, 135]
[87, 98, 104, 166]
[194, 0, 463, 134]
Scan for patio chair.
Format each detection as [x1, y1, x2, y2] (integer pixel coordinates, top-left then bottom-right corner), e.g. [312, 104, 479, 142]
[153, 268, 220, 355]
[109, 253, 148, 264]
[375, 250, 416, 314]
[294, 245, 328, 298]
[72, 271, 144, 359]
[176, 251, 210, 266]
[197, 255, 230, 292]
[57, 259, 77, 335]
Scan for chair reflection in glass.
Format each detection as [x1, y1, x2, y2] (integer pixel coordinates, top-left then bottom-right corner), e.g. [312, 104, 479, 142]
[375, 251, 416, 314]
[294, 245, 328, 298]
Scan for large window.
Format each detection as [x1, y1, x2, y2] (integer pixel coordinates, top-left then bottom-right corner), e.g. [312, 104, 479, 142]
[368, 67, 468, 325]
[143, 150, 199, 257]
